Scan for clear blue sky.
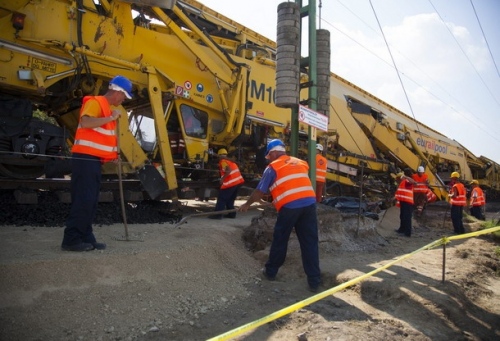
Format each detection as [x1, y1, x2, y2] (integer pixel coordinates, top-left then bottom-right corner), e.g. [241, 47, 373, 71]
[199, 0, 500, 163]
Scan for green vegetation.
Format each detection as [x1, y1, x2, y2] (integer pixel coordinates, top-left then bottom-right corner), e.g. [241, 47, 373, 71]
[481, 219, 497, 229]
[478, 219, 500, 243]
[33, 109, 58, 125]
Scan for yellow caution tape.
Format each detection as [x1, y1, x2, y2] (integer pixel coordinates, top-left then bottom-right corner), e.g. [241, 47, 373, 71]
[207, 225, 500, 341]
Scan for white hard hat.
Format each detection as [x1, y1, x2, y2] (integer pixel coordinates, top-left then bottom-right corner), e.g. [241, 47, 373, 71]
[316, 144, 323, 152]
[417, 166, 424, 173]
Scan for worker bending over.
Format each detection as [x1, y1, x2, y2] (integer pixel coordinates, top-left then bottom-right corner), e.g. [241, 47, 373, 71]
[239, 139, 321, 292]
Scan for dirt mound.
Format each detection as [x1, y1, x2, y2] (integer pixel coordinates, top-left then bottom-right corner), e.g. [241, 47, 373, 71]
[243, 203, 386, 253]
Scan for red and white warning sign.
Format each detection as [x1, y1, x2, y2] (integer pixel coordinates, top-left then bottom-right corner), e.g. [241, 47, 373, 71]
[184, 81, 192, 90]
[298, 105, 328, 132]
[175, 86, 183, 96]
[299, 110, 305, 121]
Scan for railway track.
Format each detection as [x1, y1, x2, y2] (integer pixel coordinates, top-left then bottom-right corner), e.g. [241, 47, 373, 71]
[0, 177, 252, 204]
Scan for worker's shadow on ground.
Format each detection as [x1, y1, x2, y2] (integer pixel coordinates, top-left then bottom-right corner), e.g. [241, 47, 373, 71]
[307, 262, 500, 340]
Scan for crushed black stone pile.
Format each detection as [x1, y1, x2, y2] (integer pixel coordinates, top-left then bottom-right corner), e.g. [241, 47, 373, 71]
[0, 190, 182, 227]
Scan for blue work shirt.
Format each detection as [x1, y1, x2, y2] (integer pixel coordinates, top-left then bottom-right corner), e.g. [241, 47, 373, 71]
[257, 165, 316, 209]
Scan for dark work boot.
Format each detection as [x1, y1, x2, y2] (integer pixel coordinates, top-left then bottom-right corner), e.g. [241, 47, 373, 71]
[93, 242, 107, 250]
[261, 268, 276, 281]
[61, 242, 94, 252]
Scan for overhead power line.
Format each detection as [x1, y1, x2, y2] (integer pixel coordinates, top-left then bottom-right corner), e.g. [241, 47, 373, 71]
[470, 0, 500, 78]
[367, 0, 423, 136]
[428, 0, 500, 107]
[319, 0, 500, 145]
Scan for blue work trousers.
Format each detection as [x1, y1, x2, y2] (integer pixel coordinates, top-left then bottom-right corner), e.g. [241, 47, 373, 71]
[470, 206, 485, 220]
[62, 153, 101, 246]
[215, 185, 241, 217]
[399, 201, 413, 236]
[451, 205, 465, 234]
[265, 203, 321, 288]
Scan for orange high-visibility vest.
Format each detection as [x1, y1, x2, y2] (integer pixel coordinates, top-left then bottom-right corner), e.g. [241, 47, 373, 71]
[269, 155, 316, 212]
[471, 187, 485, 206]
[72, 96, 118, 161]
[412, 173, 428, 193]
[316, 154, 327, 183]
[450, 182, 466, 206]
[426, 188, 437, 203]
[395, 179, 414, 205]
[219, 159, 245, 189]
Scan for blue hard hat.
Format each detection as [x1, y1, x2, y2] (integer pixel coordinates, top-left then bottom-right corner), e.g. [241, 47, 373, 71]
[265, 139, 286, 158]
[109, 75, 133, 99]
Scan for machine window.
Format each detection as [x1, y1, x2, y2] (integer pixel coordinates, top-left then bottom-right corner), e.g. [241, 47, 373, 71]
[180, 104, 208, 138]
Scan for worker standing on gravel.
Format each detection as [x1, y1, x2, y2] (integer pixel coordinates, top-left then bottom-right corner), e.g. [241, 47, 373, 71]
[449, 172, 466, 234]
[239, 139, 321, 292]
[315, 144, 327, 203]
[469, 180, 486, 220]
[61, 75, 132, 252]
[208, 148, 245, 219]
[395, 169, 416, 237]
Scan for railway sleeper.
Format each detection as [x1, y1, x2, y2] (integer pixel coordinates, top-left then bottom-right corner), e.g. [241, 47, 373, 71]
[12, 189, 145, 204]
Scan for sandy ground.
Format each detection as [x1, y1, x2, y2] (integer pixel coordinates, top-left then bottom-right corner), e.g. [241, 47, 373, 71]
[0, 199, 499, 341]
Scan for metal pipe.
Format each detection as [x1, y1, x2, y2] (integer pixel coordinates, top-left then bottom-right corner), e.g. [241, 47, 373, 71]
[0, 39, 72, 65]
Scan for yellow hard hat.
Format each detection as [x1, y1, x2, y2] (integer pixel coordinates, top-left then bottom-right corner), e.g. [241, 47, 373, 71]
[451, 171, 460, 178]
[217, 148, 228, 155]
[470, 179, 479, 185]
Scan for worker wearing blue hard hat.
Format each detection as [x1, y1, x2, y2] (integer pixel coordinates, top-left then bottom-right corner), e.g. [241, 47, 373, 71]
[61, 75, 133, 252]
[264, 139, 286, 158]
[240, 139, 321, 293]
[108, 75, 133, 99]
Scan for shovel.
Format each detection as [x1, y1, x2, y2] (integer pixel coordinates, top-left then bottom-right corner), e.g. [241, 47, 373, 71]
[114, 120, 143, 241]
[174, 204, 270, 229]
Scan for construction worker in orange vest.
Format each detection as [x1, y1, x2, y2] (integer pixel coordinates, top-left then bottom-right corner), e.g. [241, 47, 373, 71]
[449, 171, 466, 234]
[469, 180, 486, 220]
[395, 168, 417, 237]
[411, 166, 430, 216]
[209, 148, 245, 219]
[62, 75, 132, 252]
[315, 143, 327, 203]
[239, 139, 321, 293]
